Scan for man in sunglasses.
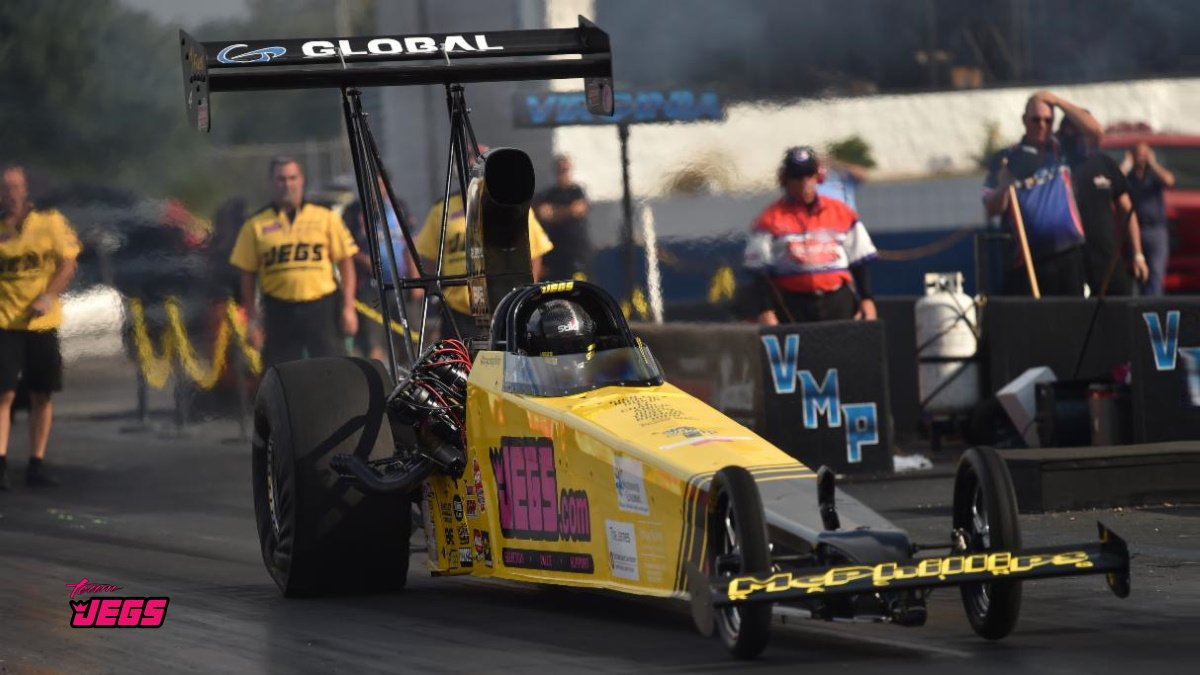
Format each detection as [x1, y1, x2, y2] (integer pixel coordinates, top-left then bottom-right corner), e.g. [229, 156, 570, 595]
[982, 90, 1103, 296]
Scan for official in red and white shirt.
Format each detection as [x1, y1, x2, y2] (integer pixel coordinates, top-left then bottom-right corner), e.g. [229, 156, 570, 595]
[743, 146, 878, 323]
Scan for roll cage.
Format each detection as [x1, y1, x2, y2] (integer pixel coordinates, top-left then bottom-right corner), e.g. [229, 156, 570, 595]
[180, 18, 614, 382]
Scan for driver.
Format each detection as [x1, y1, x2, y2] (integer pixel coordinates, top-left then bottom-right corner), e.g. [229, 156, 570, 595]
[523, 298, 595, 356]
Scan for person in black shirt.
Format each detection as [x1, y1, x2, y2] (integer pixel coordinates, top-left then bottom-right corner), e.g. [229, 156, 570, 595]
[1057, 117, 1149, 296]
[1126, 143, 1176, 296]
[533, 155, 592, 281]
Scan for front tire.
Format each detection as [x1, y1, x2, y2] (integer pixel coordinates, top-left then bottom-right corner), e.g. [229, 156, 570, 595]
[708, 466, 772, 659]
[252, 357, 411, 597]
[953, 446, 1022, 639]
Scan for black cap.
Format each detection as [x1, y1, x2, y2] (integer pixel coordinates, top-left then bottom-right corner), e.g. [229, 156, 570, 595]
[781, 146, 820, 178]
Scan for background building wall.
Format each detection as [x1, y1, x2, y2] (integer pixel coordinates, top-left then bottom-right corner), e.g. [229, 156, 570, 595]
[553, 77, 1200, 201]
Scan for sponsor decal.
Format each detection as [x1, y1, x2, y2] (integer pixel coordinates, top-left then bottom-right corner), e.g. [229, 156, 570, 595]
[473, 458, 486, 514]
[473, 529, 484, 558]
[637, 527, 669, 585]
[481, 531, 493, 567]
[490, 437, 590, 542]
[422, 484, 439, 559]
[444, 528, 454, 547]
[453, 495, 464, 521]
[66, 578, 168, 628]
[658, 435, 751, 451]
[300, 35, 501, 59]
[612, 395, 693, 427]
[502, 548, 593, 574]
[613, 456, 650, 516]
[761, 334, 880, 463]
[466, 498, 478, 519]
[440, 503, 452, 523]
[458, 547, 474, 568]
[540, 281, 575, 295]
[516, 89, 724, 127]
[605, 520, 640, 581]
[458, 524, 470, 546]
[216, 43, 286, 64]
[726, 550, 1095, 602]
[663, 425, 714, 439]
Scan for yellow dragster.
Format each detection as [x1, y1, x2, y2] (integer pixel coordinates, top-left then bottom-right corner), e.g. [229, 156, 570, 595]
[177, 18, 1129, 661]
[254, 280, 1130, 660]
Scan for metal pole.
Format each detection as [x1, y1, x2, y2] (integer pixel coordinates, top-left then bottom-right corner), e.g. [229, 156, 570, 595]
[618, 123, 635, 305]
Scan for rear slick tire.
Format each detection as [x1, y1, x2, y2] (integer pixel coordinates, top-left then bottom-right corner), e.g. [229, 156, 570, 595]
[252, 357, 411, 597]
[708, 466, 772, 659]
[953, 446, 1022, 639]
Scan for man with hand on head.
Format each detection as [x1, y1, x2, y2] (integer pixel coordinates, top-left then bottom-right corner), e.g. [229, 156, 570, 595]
[983, 90, 1102, 296]
[1126, 142, 1176, 296]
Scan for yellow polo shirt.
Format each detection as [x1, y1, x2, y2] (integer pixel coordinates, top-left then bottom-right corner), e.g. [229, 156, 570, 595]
[229, 202, 358, 302]
[0, 207, 82, 331]
[415, 194, 552, 315]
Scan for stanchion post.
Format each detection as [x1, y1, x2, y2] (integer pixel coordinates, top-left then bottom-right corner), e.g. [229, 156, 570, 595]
[136, 369, 148, 426]
[233, 339, 251, 442]
[172, 371, 193, 437]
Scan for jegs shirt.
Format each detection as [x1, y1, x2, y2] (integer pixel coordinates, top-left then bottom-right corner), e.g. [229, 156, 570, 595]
[229, 202, 358, 302]
[0, 208, 82, 331]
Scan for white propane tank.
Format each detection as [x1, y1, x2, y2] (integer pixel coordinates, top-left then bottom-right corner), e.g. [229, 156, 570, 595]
[915, 272, 980, 415]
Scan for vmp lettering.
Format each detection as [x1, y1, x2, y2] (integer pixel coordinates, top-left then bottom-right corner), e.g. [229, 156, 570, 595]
[1144, 310, 1200, 406]
[490, 437, 591, 542]
[761, 334, 879, 463]
[520, 90, 723, 127]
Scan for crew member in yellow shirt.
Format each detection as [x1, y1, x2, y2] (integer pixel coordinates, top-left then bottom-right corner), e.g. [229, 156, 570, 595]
[229, 157, 359, 368]
[0, 165, 81, 489]
[415, 146, 553, 339]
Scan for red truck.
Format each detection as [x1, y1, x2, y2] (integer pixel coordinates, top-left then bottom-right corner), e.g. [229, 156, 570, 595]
[1100, 132, 1200, 293]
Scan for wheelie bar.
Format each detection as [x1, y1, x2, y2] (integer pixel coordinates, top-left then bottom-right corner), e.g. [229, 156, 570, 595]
[702, 522, 1130, 608]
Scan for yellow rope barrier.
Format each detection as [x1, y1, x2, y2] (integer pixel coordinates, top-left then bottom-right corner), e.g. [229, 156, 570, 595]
[127, 297, 264, 391]
[353, 299, 419, 340]
[127, 299, 174, 389]
[128, 296, 420, 390]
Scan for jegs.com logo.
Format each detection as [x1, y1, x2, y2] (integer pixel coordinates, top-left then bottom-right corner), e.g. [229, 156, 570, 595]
[66, 578, 169, 628]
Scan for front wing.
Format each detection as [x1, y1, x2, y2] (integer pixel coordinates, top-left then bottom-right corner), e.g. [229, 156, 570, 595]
[698, 522, 1129, 609]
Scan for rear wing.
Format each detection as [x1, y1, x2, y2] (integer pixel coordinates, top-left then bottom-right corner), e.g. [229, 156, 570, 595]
[180, 17, 613, 131]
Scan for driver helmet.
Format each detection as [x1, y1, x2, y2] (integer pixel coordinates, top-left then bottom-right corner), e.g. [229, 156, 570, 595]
[524, 298, 595, 356]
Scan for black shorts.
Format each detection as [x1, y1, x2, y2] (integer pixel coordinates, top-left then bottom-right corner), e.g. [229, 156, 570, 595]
[0, 329, 64, 393]
[262, 293, 346, 368]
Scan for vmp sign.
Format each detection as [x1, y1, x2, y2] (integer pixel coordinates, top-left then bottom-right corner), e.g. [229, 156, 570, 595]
[1135, 306, 1200, 442]
[513, 89, 724, 127]
[757, 323, 892, 474]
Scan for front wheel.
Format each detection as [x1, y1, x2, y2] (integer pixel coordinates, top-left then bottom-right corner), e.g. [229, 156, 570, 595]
[953, 446, 1022, 639]
[707, 466, 772, 659]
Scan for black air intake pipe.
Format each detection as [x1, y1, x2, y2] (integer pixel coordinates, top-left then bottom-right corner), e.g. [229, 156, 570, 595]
[465, 147, 536, 327]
